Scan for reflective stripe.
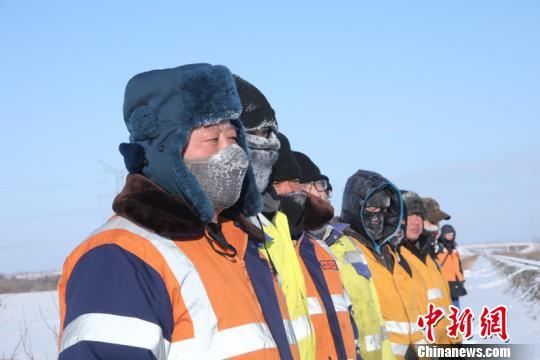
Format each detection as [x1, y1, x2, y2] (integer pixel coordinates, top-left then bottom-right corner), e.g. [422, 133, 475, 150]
[364, 334, 383, 352]
[60, 313, 169, 359]
[331, 294, 349, 312]
[307, 296, 323, 315]
[391, 342, 409, 356]
[103, 217, 218, 352]
[94, 217, 277, 357]
[385, 321, 411, 335]
[168, 322, 276, 358]
[290, 315, 313, 342]
[427, 288, 443, 300]
[410, 322, 422, 334]
[283, 319, 297, 345]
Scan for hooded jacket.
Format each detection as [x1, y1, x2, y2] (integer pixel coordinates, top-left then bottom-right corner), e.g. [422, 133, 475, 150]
[341, 170, 403, 256]
[339, 170, 424, 359]
[437, 225, 466, 300]
[327, 224, 396, 360]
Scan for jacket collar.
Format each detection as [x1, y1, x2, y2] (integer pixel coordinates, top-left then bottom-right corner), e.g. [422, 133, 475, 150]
[113, 174, 206, 239]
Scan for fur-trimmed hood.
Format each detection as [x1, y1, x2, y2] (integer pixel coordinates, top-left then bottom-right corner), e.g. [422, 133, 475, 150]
[120, 64, 262, 224]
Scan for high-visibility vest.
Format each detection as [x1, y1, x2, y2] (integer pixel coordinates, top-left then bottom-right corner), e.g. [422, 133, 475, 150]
[58, 215, 299, 359]
[425, 255, 452, 309]
[258, 212, 316, 360]
[425, 255, 462, 344]
[297, 235, 357, 360]
[390, 250, 426, 346]
[437, 249, 464, 282]
[355, 241, 424, 360]
[400, 246, 453, 344]
[330, 234, 396, 360]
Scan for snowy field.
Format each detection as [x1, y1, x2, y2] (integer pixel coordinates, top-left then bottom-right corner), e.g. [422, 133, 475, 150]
[0, 255, 539, 359]
[0, 291, 59, 360]
[462, 255, 540, 344]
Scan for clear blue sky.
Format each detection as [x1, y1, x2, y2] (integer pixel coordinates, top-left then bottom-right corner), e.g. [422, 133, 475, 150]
[1, 0, 539, 272]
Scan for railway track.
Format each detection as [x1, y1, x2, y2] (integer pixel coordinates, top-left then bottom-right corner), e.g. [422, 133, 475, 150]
[491, 255, 540, 270]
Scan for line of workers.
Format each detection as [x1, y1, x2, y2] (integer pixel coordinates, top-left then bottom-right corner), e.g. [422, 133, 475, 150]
[57, 64, 466, 360]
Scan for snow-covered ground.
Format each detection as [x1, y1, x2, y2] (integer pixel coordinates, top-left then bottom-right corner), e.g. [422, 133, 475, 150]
[462, 255, 540, 344]
[0, 291, 59, 360]
[0, 255, 539, 359]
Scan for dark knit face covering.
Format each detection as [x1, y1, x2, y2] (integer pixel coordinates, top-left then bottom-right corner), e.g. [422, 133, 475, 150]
[363, 191, 391, 240]
[341, 170, 403, 254]
[279, 191, 307, 240]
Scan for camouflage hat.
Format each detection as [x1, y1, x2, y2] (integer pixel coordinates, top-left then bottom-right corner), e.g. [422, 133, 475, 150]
[422, 197, 451, 224]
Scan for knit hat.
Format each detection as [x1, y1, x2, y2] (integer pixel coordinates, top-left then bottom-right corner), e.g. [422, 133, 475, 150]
[272, 133, 302, 182]
[423, 197, 451, 224]
[292, 151, 324, 183]
[120, 63, 261, 223]
[234, 75, 277, 132]
[401, 190, 427, 218]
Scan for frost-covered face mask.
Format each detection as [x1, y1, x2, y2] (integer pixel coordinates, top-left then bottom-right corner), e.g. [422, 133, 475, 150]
[246, 132, 280, 193]
[184, 144, 249, 213]
[363, 191, 391, 241]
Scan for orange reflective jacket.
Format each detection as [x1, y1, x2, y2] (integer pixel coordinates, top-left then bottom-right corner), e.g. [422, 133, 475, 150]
[297, 235, 357, 360]
[58, 216, 299, 359]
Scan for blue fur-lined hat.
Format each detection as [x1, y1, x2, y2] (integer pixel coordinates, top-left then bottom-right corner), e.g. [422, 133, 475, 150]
[121, 63, 262, 223]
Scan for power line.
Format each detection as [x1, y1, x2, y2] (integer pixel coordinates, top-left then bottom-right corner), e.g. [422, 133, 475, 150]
[0, 209, 106, 221]
[0, 181, 113, 191]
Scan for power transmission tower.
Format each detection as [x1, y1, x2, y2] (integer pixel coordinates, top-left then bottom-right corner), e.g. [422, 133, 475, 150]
[98, 161, 126, 195]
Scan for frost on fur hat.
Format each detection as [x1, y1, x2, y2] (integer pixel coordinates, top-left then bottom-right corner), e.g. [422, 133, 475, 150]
[121, 63, 262, 223]
[401, 190, 427, 218]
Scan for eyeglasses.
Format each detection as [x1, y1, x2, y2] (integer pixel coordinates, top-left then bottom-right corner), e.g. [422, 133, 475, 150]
[313, 179, 329, 192]
[302, 179, 329, 192]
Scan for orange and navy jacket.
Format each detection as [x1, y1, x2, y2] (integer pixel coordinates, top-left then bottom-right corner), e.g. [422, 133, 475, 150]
[58, 215, 299, 359]
[297, 232, 357, 360]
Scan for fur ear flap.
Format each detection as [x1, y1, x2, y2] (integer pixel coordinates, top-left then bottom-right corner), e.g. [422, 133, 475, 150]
[127, 106, 160, 142]
[119, 143, 146, 174]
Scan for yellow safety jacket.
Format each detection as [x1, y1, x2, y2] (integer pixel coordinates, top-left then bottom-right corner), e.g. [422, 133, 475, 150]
[400, 246, 454, 344]
[256, 212, 317, 360]
[329, 232, 396, 360]
[355, 240, 424, 360]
